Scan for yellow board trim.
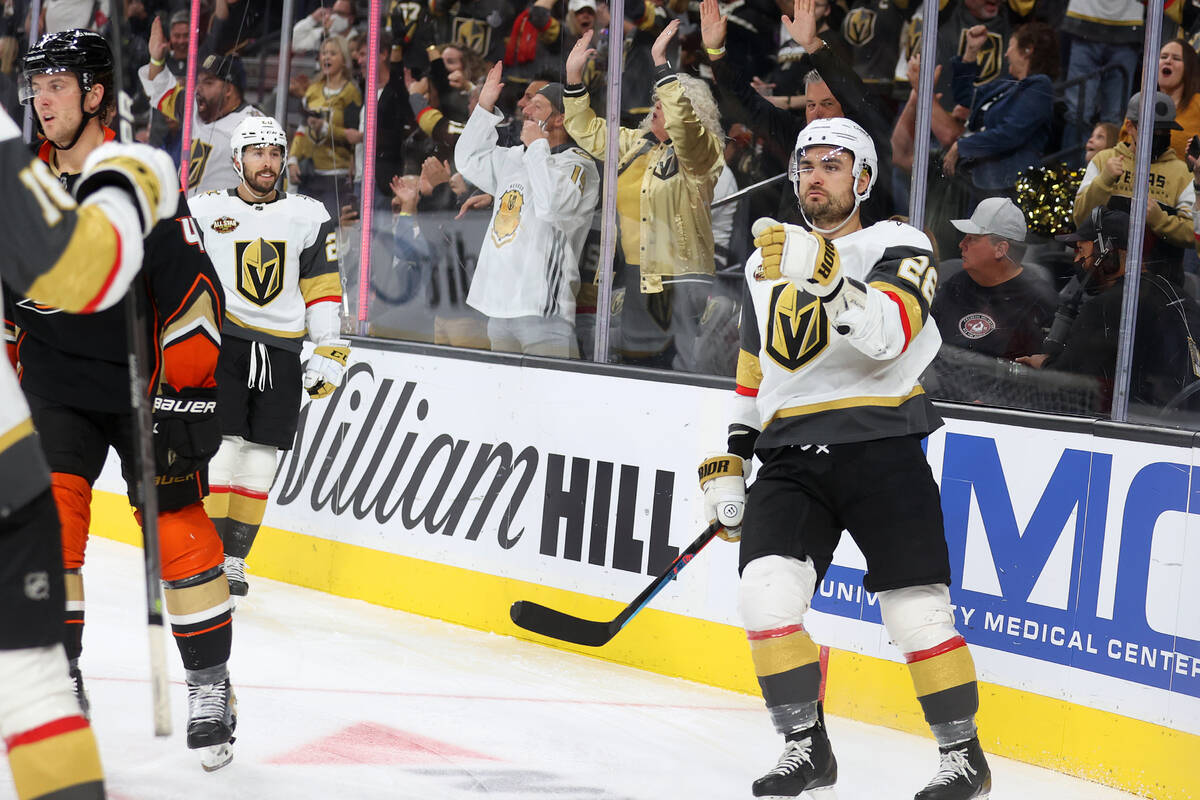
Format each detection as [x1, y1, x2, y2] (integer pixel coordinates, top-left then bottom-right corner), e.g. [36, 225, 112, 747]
[90, 490, 1200, 800]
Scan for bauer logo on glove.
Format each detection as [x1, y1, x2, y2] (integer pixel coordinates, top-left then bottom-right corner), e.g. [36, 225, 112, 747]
[750, 217, 841, 298]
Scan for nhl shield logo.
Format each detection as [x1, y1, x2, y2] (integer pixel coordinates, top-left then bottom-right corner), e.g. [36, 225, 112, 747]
[235, 238, 287, 306]
[211, 216, 239, 234]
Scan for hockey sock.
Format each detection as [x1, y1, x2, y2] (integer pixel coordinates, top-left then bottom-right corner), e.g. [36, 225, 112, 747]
[62, 569, 83, 662]
[164, 566, 233, 672]
[7, 717, 104, 800]
[904, 636, 980, 746]
[748, 623, 822, 736]
[224, 492, 267, 560]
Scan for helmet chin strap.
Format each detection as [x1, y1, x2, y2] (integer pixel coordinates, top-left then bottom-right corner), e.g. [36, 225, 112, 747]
[801, 191, 864, 236]
[47, 95, 100, 152]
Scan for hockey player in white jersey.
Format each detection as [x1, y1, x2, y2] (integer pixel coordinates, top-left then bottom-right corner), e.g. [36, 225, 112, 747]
[455, 62, 600, 358]
[697, 118, 992, 800]
[139, 24, 263, 195]
[189, 116, 348, 597]
[0, 97, 178, 798]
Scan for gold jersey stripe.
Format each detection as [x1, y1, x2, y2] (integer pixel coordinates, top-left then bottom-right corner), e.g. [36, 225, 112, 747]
[767, 385, 925, 425]
[909, 643, 977, 697]
[165, 573, 230, 617]
[162, 291, 218, 346]
[0, 418, 34, 455]
[8, 727, 103, 799]
[25, 206, 120, 313]
[870, 280, 925, 339]
[299, 272, 342, 305]
[749, 629, 821, 677]
[736, 349, 763, 390]
[225, 311, 305, 339]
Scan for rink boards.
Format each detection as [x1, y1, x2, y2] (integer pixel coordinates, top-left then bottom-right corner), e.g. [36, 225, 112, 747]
[92, 343, 1200, 799]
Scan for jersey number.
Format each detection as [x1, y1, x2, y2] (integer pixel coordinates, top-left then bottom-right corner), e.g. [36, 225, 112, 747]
[325, 231, 338, 262]
[179, 216, 206, 251]
[897, 256, 937, 304]
[20, 162, 75, 226]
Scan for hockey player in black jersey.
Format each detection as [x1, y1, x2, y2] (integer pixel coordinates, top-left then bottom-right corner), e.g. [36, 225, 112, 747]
[4, 30, 237, 772]
[698, 118, 991, 799]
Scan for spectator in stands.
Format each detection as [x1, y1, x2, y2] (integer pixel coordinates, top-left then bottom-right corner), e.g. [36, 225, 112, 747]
[902, 0, 1015, 113]
[163, 10, 190, 78]
[428, 0, 516, 64]
[1019, 209, 1200, 415]
[766, 0, 849, 99]
[1074, 91, 1194, 287]
[565, 20, 724, 370]
[566, 0, 596, 40]
[942, 21, 1058, 194]
[932, 197, 1057, 360]
[292, 0, 355, 54]
[842, 0, 913, 106]
[503, 0, 566, 108]
[40, 0, 109, 34]
[346, 30, 415, 210]
[1158, 39, 1200, 162]
[701, 0, 896, 221]
[1060, 0, 1143, 159]
[289, 34, 363, 219]
[1085, 121, 1120, 164]
[456, 63, 600, 358]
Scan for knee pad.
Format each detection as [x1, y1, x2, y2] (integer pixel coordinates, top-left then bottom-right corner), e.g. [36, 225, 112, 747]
[234, 442, 278, 495]
[50, 473, 91, 570]
[159, 503, 224, 583]
[0, 646, 81, 739]
[738, 555, 818, 633]
[206, 436, 243, 489]
[878, 584, 959, 654]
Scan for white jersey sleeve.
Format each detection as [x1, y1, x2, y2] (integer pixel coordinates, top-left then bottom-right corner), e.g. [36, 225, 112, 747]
[523, 142, 600, 228]
[455, 105, 507, 196]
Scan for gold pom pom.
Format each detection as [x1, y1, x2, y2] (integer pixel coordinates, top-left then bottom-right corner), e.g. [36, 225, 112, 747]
[1013, 164, 1086, 236]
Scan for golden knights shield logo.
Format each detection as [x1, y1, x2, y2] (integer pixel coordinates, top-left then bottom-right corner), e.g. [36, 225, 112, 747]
[235, 238, 286, 306]
[491, 189, 524, 247]
[764, 283, 829, 371]
[957, 28, 1004, 85]
[453, 17, 491, 56]
[188, 139, 213, 191]
[844, 8, 877, 47]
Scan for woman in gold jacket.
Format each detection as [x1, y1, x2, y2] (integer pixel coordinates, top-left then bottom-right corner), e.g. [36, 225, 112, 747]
[563, 19, 726, 370]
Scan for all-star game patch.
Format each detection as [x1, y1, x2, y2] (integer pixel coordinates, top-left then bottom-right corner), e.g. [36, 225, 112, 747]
[211, 216, 239, 234]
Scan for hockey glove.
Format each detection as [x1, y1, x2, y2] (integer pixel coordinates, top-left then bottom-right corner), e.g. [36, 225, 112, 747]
[152, 387, 220, 479]
[304, 339, 351, 399]
[76, 142, 180, 236]
[698, 453, 749, 542]
[751, 217, 843, 298]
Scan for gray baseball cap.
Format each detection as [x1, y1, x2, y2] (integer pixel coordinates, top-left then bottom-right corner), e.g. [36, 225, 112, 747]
[1127, 91, 1184, 130]
[950, 197, 1027, 242]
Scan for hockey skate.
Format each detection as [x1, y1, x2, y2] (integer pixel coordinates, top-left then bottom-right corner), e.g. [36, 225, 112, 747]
[223, 555, 248, 597]
[68, 662, 90, 719]
[914, 737, 991, 800]
[752, 723, 838, 799]
[187, 678, 237, 772]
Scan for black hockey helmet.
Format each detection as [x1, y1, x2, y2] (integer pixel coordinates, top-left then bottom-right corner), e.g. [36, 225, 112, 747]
[21, 29, 115, 148]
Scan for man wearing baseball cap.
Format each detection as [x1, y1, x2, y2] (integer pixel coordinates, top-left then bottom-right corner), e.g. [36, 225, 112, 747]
[932, 197, 1058, 360]
[1074, 90, 1194, 287]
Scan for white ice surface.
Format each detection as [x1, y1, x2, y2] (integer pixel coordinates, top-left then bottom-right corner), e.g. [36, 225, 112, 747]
[0, 538, 1142, 800]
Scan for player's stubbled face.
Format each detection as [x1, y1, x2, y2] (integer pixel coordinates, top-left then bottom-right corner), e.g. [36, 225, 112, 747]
[242, 145, 283, 194]
[31, 72, 85, 146]
[795, 146, 855, 226]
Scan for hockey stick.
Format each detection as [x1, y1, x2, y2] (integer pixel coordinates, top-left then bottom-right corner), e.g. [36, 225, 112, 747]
[108, 13, 172, 737]
[510, 521, 723, 647]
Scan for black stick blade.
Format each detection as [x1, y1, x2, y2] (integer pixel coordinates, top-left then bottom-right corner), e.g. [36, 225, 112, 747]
[509, 600, 617, 647]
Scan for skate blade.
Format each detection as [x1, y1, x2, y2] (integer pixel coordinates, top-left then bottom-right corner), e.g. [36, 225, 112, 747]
[756, 788, 838, 800]
[198, 742, 233, 772]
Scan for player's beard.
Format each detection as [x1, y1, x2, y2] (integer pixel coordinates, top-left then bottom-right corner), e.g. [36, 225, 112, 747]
[245, 169, 277, 196]
[801, 188, 854, 229]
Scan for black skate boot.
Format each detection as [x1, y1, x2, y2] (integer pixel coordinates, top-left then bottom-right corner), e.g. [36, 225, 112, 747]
[752, 722, 837, 798]
[68, 661, 89, 719]
[915, 737, 991, 800]
[186, 677, 238, 772]
[223, 555, 248, 597]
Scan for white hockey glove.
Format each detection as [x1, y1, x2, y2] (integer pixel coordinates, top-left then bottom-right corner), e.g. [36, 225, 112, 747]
[76, 142, 180, 235]
[751, 217, 842, 297]
[303, 339, 350, 399]
[698, 453, 749, 542]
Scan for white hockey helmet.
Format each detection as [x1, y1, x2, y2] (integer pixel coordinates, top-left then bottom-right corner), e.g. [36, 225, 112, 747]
[789, 117, 878, 204]
[231, 115, 288, 181]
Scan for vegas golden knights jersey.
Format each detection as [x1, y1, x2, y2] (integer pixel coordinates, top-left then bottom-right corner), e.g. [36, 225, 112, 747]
[731, 221, 943, 454]
[189, 190, 340, 352]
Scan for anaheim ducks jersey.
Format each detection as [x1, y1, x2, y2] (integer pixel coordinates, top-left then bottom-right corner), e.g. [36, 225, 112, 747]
[189, 189, 340, 352]
[455, 104, 600, 322]
[138, 63, 264, 195]
[731, 221, 943, 454]
[0, 108, 146, 515]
